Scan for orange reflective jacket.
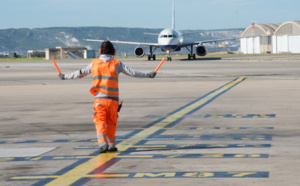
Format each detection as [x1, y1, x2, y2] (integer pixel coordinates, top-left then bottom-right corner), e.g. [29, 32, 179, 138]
[90, 59, 119, 96]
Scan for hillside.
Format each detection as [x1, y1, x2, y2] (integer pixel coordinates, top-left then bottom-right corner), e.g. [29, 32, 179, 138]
[0, 27, 243, 56]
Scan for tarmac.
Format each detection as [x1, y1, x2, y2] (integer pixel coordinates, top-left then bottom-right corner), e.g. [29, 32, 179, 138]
[0, 55, 299, 186]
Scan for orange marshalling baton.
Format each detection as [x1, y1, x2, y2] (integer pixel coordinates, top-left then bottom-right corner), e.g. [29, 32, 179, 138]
[52, 59, 61, 74]
[154, 58, 166, 72]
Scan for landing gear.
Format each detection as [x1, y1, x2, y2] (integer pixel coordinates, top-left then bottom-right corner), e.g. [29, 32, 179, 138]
[166, 51, 172, 61]
[148, 54, 156, 61]
[186, 45, 196, 60]
[188, 53, 196, 60]
[148, 46, 157, 61]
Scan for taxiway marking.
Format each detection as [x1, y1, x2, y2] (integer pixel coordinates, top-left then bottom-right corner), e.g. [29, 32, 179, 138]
[10, 171, 269, 180]
[10, 77, 248, 185]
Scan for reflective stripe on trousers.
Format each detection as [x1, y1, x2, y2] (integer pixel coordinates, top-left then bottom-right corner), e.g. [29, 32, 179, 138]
[97, 134, 107, 147]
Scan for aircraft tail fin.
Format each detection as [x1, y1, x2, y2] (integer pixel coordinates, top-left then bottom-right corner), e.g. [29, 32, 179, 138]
[172, 0, 175, 29]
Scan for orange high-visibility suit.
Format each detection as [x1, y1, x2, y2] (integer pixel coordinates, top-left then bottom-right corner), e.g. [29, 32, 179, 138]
[90, 58, 120, 148]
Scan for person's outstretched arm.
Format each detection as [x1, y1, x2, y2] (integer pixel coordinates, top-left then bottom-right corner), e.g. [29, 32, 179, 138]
[116, 62, 156, 78]
[59, 63, 92, 80]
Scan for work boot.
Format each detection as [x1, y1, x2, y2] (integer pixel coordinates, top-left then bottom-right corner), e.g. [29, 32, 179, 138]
[108, 144, 118, 152]
[99, 144, 108, 153]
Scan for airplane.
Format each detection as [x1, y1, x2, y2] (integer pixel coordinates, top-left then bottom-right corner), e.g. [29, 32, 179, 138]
[86, 0, 239, 61]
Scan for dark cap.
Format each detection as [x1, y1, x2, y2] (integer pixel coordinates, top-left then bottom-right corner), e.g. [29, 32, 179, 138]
[100, 41, 115, 55]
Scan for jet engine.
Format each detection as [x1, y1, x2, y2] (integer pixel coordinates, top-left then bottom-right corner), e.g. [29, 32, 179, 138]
[196, 45, 207, 56]
[134, 47, 145, 57]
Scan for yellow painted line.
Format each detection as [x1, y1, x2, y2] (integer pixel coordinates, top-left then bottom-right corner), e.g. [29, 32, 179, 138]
[85, 174, 130, 178]
[52, 156, 94, 160]
[10, 174, 130, 180]
[10, 175, 59, 180]
[42, 77, 246, 186]
[202, 154, 224, 158]
[249, 154, 261, 158]
[116, 155, 154, 158]
[207, 144, 228, 147]
[232, 172, 257, 177]
[167, 154, 187, 158]
[134, 172, 176, 178]
[234, 154, 246, 158]
[133, 145, 167, 148]
[30, 157, 42, 161]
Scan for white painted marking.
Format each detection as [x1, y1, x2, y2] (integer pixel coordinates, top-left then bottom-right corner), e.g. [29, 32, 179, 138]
[0, 147, 57, 157]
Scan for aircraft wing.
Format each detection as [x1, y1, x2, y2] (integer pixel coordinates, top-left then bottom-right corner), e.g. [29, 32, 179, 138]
[85, 39, 160, 47]
[199, 37, 240, 44]
[180, 37, 240, 47]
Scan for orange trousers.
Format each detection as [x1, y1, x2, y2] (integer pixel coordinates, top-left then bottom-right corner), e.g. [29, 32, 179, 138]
[93, 98, 119, 148]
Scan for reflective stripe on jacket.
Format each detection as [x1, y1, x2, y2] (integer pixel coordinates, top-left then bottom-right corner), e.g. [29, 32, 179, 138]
[90, 58, 120, 96]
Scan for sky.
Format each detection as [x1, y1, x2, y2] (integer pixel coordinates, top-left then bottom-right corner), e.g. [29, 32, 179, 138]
[1, 0, 300, 30]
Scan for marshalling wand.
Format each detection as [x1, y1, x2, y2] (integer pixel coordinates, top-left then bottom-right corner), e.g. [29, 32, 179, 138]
[154, 58, 166, 72]
[52, 59, 61, 74]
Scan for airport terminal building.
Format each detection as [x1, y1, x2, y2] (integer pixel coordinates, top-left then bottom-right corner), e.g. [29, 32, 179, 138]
[240, 21, 300, 54]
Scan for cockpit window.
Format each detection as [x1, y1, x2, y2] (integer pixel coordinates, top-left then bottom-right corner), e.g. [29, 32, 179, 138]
[160, 34, 177, 38]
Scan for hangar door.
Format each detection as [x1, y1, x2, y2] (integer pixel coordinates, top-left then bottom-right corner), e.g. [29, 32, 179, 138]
[240, 37, 260, 54]
[272, 35, 300, 53]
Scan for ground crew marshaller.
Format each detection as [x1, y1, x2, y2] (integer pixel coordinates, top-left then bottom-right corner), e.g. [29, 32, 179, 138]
[59, 41, 156, 153]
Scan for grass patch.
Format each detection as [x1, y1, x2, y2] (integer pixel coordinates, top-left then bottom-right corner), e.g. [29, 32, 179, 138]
[0, 58, 46, 62]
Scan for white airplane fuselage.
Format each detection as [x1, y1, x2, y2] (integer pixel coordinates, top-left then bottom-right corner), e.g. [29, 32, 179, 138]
[86, 0, 237, 61]
[158, 29, 183, 53]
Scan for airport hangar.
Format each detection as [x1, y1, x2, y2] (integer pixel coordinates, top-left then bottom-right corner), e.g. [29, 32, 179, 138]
[240, 21, 300, 54]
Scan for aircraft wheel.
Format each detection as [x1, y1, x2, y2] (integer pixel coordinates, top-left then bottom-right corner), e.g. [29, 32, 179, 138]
[188, 54, 191, 60]
[193, 54, 196, 60]
[153, 55, 156, 60]
[148, 55, 151, 61]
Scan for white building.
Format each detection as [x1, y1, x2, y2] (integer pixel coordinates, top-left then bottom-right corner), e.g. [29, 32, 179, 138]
[240, 21, 300, 54]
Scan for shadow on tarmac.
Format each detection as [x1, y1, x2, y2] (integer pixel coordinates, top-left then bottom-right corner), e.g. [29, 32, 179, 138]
[180, 57, 222, 61]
